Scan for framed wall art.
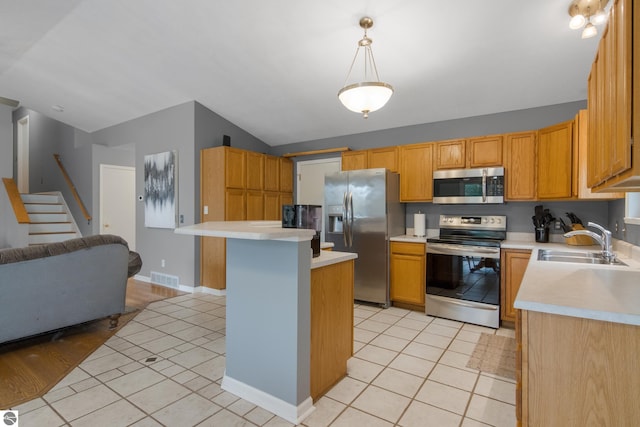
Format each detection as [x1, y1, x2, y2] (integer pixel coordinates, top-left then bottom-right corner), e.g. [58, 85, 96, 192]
[144, 150, 178, 228]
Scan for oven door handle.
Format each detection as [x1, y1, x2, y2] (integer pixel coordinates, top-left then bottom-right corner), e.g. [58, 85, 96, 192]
[426, 244, 500, 257]
[427, 295, 498, 310]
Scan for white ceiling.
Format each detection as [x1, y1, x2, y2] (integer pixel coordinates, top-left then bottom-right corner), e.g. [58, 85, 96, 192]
[0, 0, 603, 146]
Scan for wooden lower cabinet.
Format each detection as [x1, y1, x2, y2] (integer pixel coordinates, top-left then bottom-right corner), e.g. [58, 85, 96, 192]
[310, 260, 354, 401]
[518, 310, 640, 426]
[390, 242, 426, 307]
[500, 249, 531, 323]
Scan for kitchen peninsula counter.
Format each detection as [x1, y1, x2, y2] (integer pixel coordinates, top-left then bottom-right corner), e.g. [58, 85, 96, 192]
[512, 240, 640, 426]
[512, 242, 640, 325]
[175, 221, 356, 424]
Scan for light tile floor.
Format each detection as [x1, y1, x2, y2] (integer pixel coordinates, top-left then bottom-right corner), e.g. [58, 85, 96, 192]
[13, 293, 516, 426]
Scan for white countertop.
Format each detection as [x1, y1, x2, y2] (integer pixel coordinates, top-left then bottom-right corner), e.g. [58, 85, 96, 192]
[513, 243, 640, 326]
[311, 250, 357, 269]
[390, 234, 427, 243]
[175, 221, 316, 241]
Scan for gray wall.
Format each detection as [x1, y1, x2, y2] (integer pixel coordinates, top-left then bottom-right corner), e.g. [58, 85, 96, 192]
[270, 101, 587, 156]
[91, 102, 198, 286]
[271, 100, 626, 242]
[608, 198, 640, 246]
[88, 101, 271, 288]
[11, 108, 94, 236]
[0, 105, 13, 178]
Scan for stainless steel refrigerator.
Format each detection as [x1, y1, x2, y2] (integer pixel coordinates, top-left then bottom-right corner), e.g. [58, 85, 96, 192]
[324, 168, 405, 307]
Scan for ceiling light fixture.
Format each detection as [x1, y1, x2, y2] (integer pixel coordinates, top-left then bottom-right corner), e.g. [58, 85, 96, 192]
[568, 0, 609, 39]
[338, 17, 393, 119]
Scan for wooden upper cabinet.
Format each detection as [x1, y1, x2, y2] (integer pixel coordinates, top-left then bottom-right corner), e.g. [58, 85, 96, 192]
[434, 139, 466, 170]
[279, 157, 293, 192]
[537, 120, 573, 199]
[246, 151, 264, 190]
[341, 150, 367, 171]
[225, 147, 246, 189]
[468, 135, 503, 168]
[588, 0, 637, 191]
[610, 0, 632, 177]
[399, 142, 433, 202]
[504, 131, 536, 201]
[368, 146, 399, 172]
[574, 110, 623, 200]
[264, 155, 280, 191]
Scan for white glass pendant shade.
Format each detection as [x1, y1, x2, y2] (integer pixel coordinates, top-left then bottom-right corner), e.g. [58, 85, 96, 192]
[569, 14, 586, 29]
[592, 9, 607, 25]
[338, 82, 393, 118]
[581, 22, 597, 38]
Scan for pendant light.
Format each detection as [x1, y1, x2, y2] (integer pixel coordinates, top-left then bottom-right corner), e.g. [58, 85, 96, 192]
[338, 17, 393, 118]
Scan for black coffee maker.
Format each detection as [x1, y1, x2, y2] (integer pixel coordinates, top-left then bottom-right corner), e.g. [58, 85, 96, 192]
[282, 204, 322, 257]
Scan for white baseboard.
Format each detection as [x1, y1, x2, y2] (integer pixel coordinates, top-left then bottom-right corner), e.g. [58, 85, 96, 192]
[133, 275, 227, 296]
[221, 374, 314, 424]
[194, 286, 226, 296]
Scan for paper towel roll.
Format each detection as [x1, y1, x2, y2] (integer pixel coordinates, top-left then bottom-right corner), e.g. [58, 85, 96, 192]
[414, 213, 426, 237]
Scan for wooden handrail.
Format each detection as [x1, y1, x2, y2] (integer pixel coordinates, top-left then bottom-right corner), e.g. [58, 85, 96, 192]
[2, 177, 30, 223]
[281, 147, 350, 158]
[53, 154, 92, 222]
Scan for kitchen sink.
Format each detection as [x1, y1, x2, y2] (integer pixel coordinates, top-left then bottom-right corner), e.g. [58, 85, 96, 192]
[537, 249, 627, 266]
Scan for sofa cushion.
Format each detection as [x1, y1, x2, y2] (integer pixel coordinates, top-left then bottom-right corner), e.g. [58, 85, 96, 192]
[0, 234, 130, 265]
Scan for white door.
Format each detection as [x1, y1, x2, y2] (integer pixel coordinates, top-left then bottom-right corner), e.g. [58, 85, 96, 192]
[100, 164, 136, 250]
[296, 158, 341, 240]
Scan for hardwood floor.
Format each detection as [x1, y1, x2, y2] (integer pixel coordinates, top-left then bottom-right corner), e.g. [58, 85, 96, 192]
[0, 279, 184, 409]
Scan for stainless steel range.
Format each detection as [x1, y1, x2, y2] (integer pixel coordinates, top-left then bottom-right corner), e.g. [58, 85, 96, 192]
[425, 214, 506, 328]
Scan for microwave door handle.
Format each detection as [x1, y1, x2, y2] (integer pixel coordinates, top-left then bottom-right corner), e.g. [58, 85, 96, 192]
[482, 169, 487, 203]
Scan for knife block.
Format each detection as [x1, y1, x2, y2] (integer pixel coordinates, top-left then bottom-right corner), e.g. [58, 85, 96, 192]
[565, 224, 596, 246]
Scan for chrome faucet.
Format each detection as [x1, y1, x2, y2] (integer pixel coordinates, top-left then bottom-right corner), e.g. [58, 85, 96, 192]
[563, 221, 615, 262]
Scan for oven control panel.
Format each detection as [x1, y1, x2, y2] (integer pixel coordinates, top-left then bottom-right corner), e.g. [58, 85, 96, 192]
[438, 215, 507, 231]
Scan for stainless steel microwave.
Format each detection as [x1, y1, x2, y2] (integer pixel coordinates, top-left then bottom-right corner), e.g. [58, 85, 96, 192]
[433, 167, 504, 204]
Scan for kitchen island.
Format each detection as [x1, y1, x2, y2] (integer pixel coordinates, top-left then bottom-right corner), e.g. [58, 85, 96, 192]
[175, 221, 356, 424]
[513, 244, 640, 426]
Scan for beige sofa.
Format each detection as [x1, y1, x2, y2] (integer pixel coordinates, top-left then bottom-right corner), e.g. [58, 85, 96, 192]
[0, 234, 142, 344]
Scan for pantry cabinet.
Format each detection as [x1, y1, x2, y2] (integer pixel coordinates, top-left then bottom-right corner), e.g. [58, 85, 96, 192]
[500, 249, 531, 323]
[504, 131, 537, 201]
[200, 146, 293, 289]
[390, 242, 426, 307]
[399, 142, 434, 202]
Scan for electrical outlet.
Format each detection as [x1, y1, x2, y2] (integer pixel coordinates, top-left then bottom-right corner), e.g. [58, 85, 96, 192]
[554, 220, 561, 230]
[204, 206, 209, 215]
[161, 259, 166, 268]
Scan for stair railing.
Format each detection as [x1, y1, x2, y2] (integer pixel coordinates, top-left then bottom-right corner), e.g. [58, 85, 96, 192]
[2, 177, 30, 223]
[53, 154, 92, 223]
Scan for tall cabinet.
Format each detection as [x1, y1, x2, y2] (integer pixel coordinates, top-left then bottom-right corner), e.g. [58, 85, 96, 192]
[200, 146, 293, 289]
